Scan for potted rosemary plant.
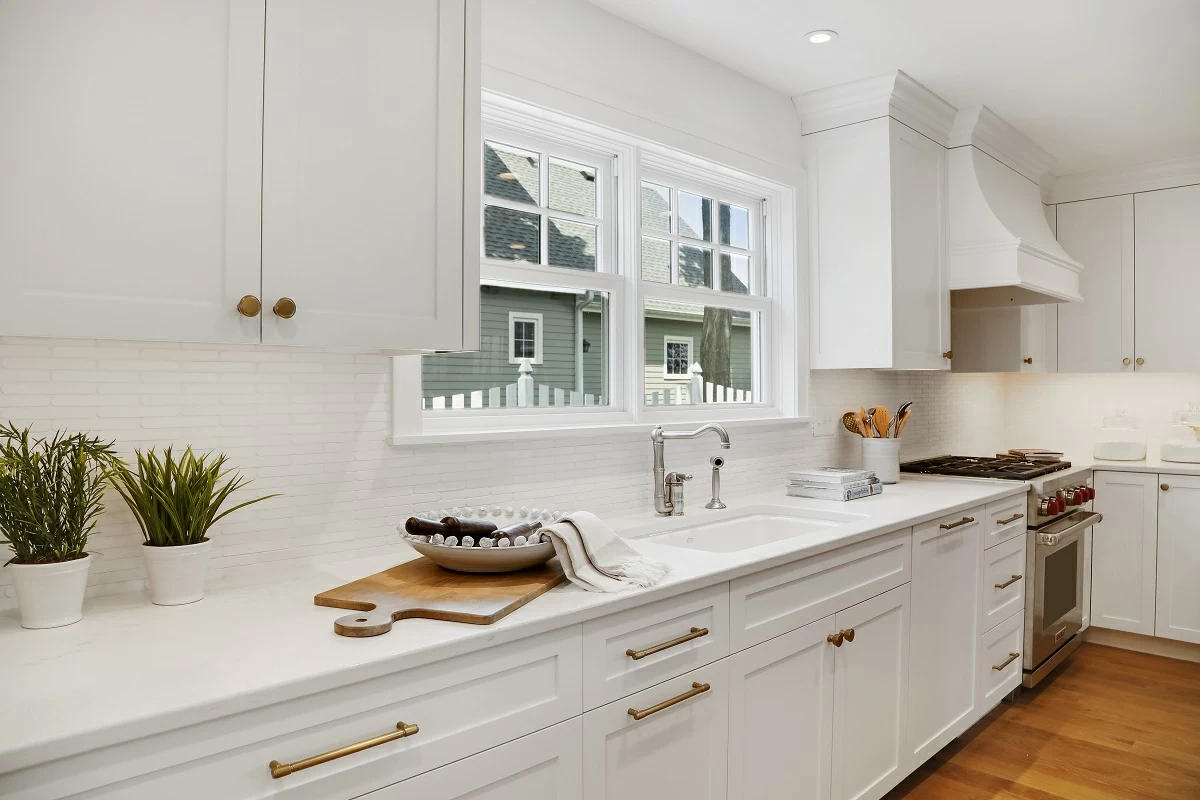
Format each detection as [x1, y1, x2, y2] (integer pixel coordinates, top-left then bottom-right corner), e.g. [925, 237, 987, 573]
[109, 447, 278, 605]
[0, 423, 118, 628]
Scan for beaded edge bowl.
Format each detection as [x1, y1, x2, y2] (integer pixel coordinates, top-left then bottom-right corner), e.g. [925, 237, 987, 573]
[399, 505, 563, 574]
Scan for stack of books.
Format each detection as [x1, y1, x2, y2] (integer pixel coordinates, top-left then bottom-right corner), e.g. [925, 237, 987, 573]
[786, 467, 883, 501]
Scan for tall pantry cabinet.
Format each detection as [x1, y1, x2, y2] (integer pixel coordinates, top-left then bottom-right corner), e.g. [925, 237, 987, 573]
[0, 0, 480, 351]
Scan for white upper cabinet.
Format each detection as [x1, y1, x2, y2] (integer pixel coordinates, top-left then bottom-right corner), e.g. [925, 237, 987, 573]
[805, 117, 949, 370]
[0, 0, 480, 350]
[1056, 195, 1135, 372]
[0, 0, 265, 344]
[798, 72, 953, 371]
[261, 0, 479, 350]
[1133, 185, 1200, 372]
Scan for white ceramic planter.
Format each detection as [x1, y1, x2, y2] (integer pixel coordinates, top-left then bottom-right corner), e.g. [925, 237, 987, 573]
[8, 554, 92, 629]
[143, 540, 212, 606]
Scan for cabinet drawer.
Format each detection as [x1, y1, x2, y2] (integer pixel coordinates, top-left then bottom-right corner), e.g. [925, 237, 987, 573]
[729, 528, 910, 651]
[984, 494, 1028, 548]
[981, 533, 1027, 632]
[978, 611, 1024, 710]
[34, 628, 582, 800]
[583, 583, 729, 710]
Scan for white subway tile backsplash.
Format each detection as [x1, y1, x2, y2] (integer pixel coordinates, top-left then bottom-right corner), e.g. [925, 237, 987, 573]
[0, 335, 1002, 606]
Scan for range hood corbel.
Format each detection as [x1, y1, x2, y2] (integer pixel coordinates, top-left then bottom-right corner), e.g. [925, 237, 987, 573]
[947, 107, 1083, 308]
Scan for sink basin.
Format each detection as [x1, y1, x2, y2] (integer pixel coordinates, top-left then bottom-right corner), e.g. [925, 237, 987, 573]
[648, 509, 864, 553]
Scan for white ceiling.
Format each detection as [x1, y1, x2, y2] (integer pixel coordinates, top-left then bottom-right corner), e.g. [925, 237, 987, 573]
[585, 0, 1200, 175]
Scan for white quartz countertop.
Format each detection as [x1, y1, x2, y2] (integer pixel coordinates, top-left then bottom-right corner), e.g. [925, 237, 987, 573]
[0, 477, 1027, 774]
[1087, 453, 1200, 476]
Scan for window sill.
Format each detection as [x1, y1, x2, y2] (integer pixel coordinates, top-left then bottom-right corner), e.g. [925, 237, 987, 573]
[389, 415, 814, 446]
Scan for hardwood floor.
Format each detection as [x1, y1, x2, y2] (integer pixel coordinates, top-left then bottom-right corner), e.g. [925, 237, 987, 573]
[886, 643, 1200, 800]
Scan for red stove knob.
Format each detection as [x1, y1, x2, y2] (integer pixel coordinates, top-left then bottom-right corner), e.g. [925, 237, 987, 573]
[1072, 490, 1084, 505]
[1053, 498, 1065, 514]
[1087, 486, 1096, 501]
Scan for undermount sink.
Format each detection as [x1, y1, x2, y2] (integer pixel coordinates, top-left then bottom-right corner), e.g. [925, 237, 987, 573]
[648, 508, 866, 553]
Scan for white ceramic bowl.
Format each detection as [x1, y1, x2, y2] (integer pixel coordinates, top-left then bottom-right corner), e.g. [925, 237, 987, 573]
[406, 538, 556, 573]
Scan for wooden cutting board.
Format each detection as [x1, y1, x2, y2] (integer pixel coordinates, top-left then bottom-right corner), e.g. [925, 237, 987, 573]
[315, 557, 567, 637]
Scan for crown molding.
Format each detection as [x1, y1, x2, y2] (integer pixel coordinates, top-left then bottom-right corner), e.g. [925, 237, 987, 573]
[793, 69, 957, 146]
[949, 106, 1057, 189]
[1048, 154, 1200, 204]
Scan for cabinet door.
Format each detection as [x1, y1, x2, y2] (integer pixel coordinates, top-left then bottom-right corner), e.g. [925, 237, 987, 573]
[1134, 185, 1200, 372]
[1056, 195, 1134, 372]
[1156, 476, 1200, 643]
[0, 0, 264, 344]
[261, 0, 479, 349]
[728, 617, 835, 800]
[583, 660, 728, 800]
[365, 718, 581, 799]
[908, 513, 980, 766]
[1091, 471, 1158, 635]
[889, 119, 949, 371]
[831, 584, 910, 800]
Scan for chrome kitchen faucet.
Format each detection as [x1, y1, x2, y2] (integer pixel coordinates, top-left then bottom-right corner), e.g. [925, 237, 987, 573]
[651, 424, 731, 516]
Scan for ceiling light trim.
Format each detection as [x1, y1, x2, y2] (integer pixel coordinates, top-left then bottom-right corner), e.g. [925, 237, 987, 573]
[793, 70, 957, 146]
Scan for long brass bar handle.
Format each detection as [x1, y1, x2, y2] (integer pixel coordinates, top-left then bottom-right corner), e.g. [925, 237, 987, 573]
[994, 574, 1023, 590]
[626, 627, 709, 660]
[992, 652, 1020, 671]
[269, 722, 419, 779]
[627, 682, 710, 721]
[997, 513, 1025, 525]
[940, 516, 975, 531]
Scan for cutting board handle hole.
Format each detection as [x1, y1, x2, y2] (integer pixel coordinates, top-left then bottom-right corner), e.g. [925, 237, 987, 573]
[355, 618, 368, 622]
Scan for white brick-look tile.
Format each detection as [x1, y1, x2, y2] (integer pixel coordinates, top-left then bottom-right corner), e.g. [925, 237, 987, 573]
[0, 336, 1000, 605]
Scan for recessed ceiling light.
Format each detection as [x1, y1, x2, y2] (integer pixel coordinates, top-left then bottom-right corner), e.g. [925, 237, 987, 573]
[806, 29, 837, 44]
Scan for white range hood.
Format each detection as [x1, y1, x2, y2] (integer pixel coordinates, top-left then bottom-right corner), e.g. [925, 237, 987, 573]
[947, 107, 1083, 308]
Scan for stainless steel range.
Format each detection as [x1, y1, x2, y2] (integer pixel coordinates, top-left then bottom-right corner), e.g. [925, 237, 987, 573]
[901, 455, 1100, 688]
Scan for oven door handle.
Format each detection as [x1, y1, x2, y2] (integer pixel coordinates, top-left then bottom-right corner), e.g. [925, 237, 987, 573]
[1036, 511, 1102, 547]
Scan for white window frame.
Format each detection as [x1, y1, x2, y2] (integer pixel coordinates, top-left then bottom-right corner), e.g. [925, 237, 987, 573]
[663, 335, 693, 380]
[391, 92, 804, 443]
[508, 311, 543, 364]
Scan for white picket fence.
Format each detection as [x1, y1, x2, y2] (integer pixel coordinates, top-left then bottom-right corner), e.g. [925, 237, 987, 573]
[424, 360, 750, 410]
[424, 359, 602, 410]
[645, 361, 753, 406]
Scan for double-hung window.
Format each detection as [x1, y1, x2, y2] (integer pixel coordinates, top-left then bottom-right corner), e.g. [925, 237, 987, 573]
[403, 94, 798, 437]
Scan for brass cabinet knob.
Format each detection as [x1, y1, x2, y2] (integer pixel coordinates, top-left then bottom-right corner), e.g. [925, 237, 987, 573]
[942, 350, 953, 360]
[236, 295, 262, 317]
[1161, 483, 1170, 492]
[827, 632, 844, 647]
[1023, 357, 1033, 365]
[273, 297, 297, 319]
[1136, 357, 1145, 366]
[1123, 358, 1131, 365]
[840, 628, 855, 643]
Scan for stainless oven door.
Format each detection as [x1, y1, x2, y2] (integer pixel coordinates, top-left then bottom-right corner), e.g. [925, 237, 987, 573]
[1024, 511, 1102, 670]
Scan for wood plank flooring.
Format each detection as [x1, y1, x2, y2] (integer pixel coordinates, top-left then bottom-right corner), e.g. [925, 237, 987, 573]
[886, 643, 1200, 800]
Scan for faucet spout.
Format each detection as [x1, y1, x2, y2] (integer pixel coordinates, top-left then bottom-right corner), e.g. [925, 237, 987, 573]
[651, 424, 732, 515]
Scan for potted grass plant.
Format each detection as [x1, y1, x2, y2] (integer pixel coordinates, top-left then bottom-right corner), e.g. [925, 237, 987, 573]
[109, 447, 278, 606]
[0, 423, 118, 629]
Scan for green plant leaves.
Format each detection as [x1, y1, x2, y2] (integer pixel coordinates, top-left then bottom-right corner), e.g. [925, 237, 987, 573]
[108, 446, 280, 547]
[0, 422, 118, 565]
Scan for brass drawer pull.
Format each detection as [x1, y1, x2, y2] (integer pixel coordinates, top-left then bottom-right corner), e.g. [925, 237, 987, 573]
[627, 682, 710, 721]
[997, 513, 1024, 525]
[992, 652, 1020, 671]
[269, 722, 419, 779]
[626, 627, 709, 660]
[940, 516, 975, 530]
[994, 574, 1023, 590]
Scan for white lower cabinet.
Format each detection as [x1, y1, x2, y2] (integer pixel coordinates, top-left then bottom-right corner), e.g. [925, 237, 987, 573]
[831, 584, 911, 800]
[582, 660, 729, 800]
[907, 509, 981, 766]
[1091, 470, 1159, 634]
[977, 611, 1024, 709]
[1155, 475, 1200, 644]
[727, 616, 836, 799]
[363, 718, 582, 799]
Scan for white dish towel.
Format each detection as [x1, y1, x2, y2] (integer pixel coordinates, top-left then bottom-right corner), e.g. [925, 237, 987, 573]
[541, 511, 668, 592]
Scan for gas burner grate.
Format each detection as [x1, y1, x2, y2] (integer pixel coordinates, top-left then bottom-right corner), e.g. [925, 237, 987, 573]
[900, 455, 1072, 480]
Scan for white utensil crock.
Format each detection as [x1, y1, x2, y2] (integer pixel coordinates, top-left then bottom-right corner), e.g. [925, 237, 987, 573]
[8, 554, 92, 629]
[861, 438, 901, 484]
[143, 540, 212, 605]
